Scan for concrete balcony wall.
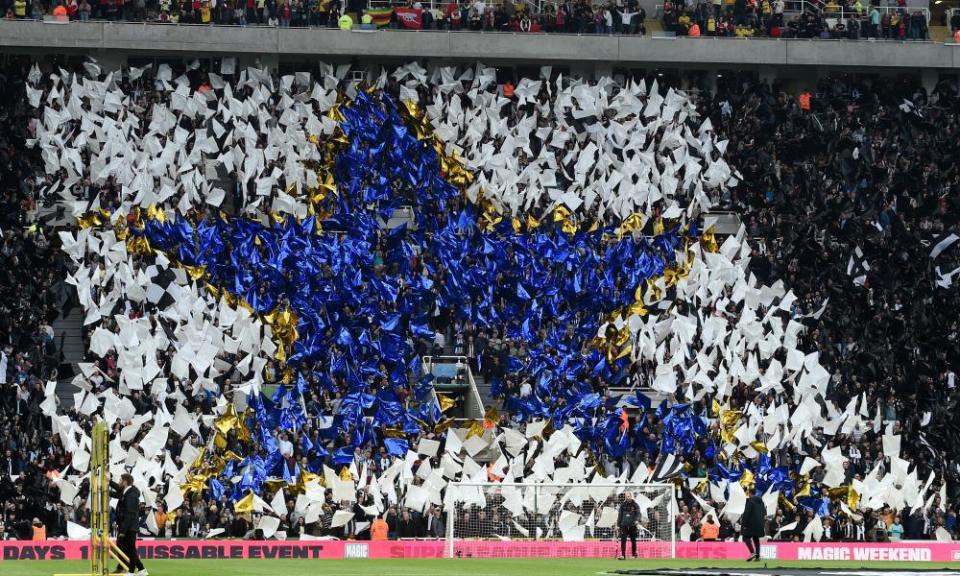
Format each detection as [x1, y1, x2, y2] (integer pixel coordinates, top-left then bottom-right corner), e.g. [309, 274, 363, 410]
[2, 20, 959, 70]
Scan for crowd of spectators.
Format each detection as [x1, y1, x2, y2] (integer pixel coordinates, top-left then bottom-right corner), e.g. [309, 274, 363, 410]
[0, 61, 73, 541]
[0, 0, 940, 43]
[661, 0, 929, 40]
[0, 0, 648, 31]
[676, 71, 960, 539]
[0, 58, 959, 547]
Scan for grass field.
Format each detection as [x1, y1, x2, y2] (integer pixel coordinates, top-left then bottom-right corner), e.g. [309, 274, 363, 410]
[5, 558, 960, 576]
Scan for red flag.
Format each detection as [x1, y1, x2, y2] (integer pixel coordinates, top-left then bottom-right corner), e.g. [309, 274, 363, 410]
[619, 408, 629, 432]
[394, 6, 423, 29]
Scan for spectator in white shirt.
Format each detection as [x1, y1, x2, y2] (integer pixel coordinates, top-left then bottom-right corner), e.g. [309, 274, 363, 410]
[519, 379, 532, 397]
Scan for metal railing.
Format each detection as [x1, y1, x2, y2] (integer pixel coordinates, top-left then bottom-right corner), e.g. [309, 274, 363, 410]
[381, 204, 416, 230]
[3, 17, 953, 47]
[367, 0, 546, 14]
[422, 355, 485, 419]
[818, 3, 930, 24]
[461, 358, 486, 420]
[656, 0, 929, 23]
[2, 15, 940, 34]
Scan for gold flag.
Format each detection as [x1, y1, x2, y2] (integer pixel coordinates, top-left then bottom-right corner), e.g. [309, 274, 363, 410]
[215, 404, 239, 435]
[233, 491, 255, 513]
[437, 394, 456, 413]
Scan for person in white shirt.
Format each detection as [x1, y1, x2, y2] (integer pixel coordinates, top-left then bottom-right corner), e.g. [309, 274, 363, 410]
[519, 379, 532, 397]
[848, 444, 861, 466]
[278, 432, 294, 457]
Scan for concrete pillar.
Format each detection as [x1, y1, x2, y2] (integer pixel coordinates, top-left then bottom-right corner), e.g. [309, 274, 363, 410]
[593, 62, 614, 81]
[249, 54, 280, 73]
[757, 66, 777, 86]
[570, 62, 594, 80]
[93, 51, 126, 73]
[921, 69, 938, 94]
[787, 67, 821, 92]
[702, 72, 718, 96]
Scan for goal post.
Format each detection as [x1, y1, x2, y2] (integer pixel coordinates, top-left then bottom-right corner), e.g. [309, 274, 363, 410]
[445, 482, 677, 559]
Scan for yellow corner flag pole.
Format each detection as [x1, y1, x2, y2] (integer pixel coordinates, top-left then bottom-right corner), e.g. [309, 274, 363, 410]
[55, 421, 127, 576]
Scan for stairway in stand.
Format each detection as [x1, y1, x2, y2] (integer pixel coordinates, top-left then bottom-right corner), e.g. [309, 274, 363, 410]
[441, 339, 494, 404]
[473, 372, 492, 404]
[52, 306, 85, 410]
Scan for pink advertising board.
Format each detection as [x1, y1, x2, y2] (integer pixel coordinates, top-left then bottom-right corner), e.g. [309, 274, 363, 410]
[2, 539, 959, 562]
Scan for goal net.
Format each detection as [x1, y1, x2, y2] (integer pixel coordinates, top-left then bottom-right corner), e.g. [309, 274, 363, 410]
[445, 483, 676, 559]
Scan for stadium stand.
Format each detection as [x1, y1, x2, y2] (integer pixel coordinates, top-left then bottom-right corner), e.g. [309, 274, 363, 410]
[660, 0, 930, 39]
[0, 0, 939, 42]
[0, 58, 958, 552]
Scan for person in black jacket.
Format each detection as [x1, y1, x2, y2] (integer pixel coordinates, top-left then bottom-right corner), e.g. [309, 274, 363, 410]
[115, 473, 146, 576]
[741, 487, 766, 562]
[617, 492, 640, 560]
[396, 509, 421, 538]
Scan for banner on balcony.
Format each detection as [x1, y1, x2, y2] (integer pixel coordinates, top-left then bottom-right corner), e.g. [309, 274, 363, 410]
[394, 7, 423, 29]
[365, 7, 393, 27]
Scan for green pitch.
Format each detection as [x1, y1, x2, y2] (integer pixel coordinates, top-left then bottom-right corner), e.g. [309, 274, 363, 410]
[5, 558, 959, 576]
